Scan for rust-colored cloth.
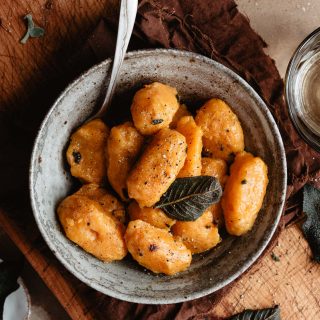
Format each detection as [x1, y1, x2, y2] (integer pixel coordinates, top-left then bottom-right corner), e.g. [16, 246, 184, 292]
[1, 0, 319, 319]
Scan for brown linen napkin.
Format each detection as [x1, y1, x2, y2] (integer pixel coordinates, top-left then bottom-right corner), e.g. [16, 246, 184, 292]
[1, 0, 319, 319]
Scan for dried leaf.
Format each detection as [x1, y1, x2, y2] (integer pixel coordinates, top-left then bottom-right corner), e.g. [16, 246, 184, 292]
[302, 184, 320, 262]
[270, 252, 280, 262]
[155, 176, 222, 221]
[20, 14, 45, 44]
[227, 305, 281, 320]
[29, 27, 45, 38]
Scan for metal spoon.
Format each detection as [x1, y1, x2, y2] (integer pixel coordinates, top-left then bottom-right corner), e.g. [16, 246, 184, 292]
[89, 0, 138, 120]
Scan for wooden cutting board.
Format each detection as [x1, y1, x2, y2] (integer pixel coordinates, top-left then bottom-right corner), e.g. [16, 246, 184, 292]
[0, 0, 319, 319]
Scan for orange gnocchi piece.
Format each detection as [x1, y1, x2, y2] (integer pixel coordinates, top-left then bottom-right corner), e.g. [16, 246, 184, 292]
[222, 151, 268, 236]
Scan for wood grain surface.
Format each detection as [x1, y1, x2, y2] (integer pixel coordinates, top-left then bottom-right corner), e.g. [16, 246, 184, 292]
[0, 1, 319, 319]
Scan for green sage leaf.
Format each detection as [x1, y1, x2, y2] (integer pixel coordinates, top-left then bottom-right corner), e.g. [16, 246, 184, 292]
[155, 176, 222, 221]
[302, 184, 320, 263]
[20, 14, 45, 44]
[25, 14, 35, 29]
[29, 27, 45, 38]
[227, 305, 281, 320]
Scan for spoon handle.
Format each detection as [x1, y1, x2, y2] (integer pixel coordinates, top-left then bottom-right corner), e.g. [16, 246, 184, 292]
[95, 0, 138, 118]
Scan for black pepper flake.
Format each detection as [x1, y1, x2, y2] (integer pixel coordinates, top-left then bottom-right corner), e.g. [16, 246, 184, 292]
[72, 151, 81, 164]
[152, 119, 164, 125]
[205, 225, 211, 229]
[149, 244, 158, 252]
[241, 179, 247, 185]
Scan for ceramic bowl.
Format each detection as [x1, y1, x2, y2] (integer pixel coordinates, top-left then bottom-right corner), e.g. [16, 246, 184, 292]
[30, 49, 286, 304]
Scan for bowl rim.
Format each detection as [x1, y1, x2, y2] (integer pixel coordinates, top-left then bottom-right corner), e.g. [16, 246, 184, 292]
[29, 48, 287, 304]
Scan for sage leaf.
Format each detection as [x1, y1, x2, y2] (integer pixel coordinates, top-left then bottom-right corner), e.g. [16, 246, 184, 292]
[227, 305, 281, 320]
[302, 184, 320, 263]
[0, 261, 22, 316]
[25, 13, 35, 30]
[29, 27, 45, 38]
[155, 176, 222, 221]
[20, 14, 45, 44]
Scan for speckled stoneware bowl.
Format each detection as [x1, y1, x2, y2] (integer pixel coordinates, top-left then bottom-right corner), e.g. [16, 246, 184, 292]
[30, 49, 287, 304]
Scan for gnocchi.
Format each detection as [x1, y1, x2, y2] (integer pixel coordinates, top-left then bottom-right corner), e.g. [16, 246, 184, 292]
[66, 119, 109, 184]
[170, 104, 191, 128]
[125, 220, 192, 275]
[172, 209, 220, 254]
[127, 128, 187, 207]
[59, 81, 269, 276]
[57, 194, 127, 262]
[222, 151, 268, 236]
[195, 98, 244, 161]
[107, 122, 144, 200]
[131, 82, 179, 135]
[176, 116, 203, 177]
[128, 201, 175, 229]
[201, 157, 228, 187]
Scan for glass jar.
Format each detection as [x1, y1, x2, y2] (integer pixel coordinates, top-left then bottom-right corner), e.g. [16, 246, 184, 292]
[285, 27, 320, 152]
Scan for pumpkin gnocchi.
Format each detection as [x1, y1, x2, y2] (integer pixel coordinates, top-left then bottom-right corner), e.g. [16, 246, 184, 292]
[66, 119, 109, 183]
[172, 209, 220, 254]
[128, 201, 175, 229]
[59, 81, 268, 276]
[107, 122, 144, 201]
[125, 220, 192, 275]
[222, 151, 268, 236]
[131, 82, 179, 135]
[170, 104, 191, 128]
[57, 194, 127, 262]
[127, 128, 187, 207]
[176, 116, 203, 177]
[195, 98, 244, 161]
